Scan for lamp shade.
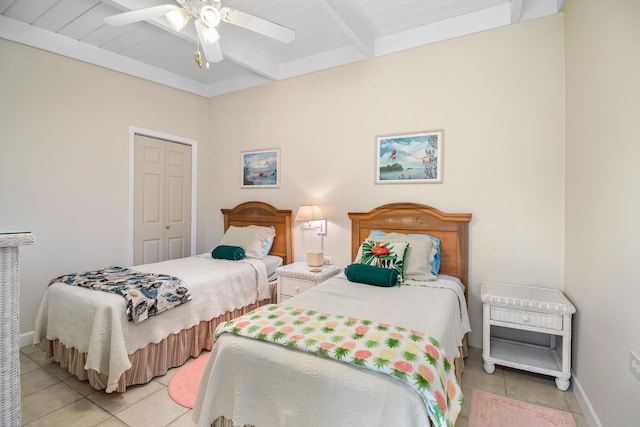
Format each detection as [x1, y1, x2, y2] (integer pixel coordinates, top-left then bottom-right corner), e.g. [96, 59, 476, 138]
[166, 8, 190, 31]
[195, 19, 220, 44]
[295, 205, 324, 221]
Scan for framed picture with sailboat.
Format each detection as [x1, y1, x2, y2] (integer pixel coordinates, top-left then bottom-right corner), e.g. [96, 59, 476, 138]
[375, 130, 443, 184]
[241, 148, 280, 188]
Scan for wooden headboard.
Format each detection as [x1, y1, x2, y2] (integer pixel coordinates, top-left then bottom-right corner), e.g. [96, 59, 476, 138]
[348, 203, 472, 296]
[221, 201, 294, 265]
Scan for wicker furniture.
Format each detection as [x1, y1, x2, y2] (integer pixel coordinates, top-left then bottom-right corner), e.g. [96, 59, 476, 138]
[1, 232, 35, 426]
[276, 262, 341, 302]
[481, 281, 576, 390]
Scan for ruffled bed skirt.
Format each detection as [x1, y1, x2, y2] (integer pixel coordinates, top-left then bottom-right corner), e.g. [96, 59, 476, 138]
[39, 283, 278, 393]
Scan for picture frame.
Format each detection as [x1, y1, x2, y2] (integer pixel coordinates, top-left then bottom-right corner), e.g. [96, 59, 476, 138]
[241, 148, 280, 188]
[375, 130, 443, 184]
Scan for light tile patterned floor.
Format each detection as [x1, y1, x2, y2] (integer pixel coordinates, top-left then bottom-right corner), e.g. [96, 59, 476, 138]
[19, 345, 588, 426]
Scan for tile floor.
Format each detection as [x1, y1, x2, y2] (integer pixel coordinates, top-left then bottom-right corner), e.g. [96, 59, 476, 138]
[19, 345, 589, 426]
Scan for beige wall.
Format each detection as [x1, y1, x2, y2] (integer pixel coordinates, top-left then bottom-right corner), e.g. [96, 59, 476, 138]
[565, 1, 640, 426]
[0, 40, 210, 333]
[207, 15, 567, 349]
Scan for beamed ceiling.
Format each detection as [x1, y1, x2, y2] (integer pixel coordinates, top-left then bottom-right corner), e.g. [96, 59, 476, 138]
[0, 0, 564, 97]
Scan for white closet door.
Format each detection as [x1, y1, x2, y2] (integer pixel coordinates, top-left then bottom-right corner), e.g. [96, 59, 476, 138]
[165, 141, 192, 260]
[133, 135, 192, 265]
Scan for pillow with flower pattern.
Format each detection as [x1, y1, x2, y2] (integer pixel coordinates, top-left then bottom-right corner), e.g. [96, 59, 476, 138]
[359, 240, 409, 283]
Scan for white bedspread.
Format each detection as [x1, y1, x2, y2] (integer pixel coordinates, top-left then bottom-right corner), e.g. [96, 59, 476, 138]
[33, 254, 269, 392]
[193, 275, 471, 427]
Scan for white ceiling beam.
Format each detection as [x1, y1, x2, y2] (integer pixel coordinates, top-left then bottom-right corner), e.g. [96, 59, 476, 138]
[103, 0, 167, 12]
[220, 39, 281, 81]
[316, 0, 375, 58]
[519, 0, 564, 21]
[0, 15, 209, 96]
[510, 0, 524, 24]
[557, 0, 567, 12]
[376, 3, 510, 56]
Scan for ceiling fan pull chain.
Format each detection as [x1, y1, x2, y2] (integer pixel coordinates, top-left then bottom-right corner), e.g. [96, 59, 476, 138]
[194, 36, 203, 68]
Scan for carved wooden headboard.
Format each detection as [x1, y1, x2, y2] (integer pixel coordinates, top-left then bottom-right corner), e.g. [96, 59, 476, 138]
[221, 201, 294, 265]
[348, 203, 472, 297]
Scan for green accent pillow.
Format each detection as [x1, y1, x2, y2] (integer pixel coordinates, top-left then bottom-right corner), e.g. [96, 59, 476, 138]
[359, 240, 409, 283]
[344, 263, 399, 287]
[211, 245, 245, 260]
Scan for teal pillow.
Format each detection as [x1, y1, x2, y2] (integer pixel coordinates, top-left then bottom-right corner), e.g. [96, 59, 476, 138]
[344, 263, 399, 287]
[359, 240, 409, 283]
[212, 245, 245, 260]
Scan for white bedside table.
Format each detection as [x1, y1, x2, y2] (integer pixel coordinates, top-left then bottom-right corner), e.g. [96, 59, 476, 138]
[481, 282, 576, 391]
[276, 262, 341, 302]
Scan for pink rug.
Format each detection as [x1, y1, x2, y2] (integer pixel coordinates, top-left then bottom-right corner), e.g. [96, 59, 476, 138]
[469, 389, 577, 427]
[167, 352, 210, 408]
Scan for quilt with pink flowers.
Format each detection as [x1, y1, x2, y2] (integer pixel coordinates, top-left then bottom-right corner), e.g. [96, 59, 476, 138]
[215, 303, 463, 427]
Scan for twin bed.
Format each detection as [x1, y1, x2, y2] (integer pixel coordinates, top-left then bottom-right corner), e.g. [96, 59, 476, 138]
[193, 202, 472, 427]
[34, 201, 472, 427]
[34, 201, 293, 393]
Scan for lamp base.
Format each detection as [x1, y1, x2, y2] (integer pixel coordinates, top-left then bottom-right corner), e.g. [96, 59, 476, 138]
[307, 250, 324, 267]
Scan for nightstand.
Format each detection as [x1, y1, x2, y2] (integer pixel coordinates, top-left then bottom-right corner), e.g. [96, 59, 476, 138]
[276, 262, 341, 302]
[481, 282, 576, 391]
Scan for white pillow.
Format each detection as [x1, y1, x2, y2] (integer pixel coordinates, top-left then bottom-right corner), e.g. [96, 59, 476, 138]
[355, 233, 437, 281]
[219, 225, 276, 259]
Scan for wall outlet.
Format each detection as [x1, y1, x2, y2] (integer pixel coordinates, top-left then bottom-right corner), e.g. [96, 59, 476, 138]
[323, 256, 333, 265]
[631, 351, 640, 381]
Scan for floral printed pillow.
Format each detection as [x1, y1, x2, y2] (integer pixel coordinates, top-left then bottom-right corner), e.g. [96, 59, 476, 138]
[359, 240, 409, 283]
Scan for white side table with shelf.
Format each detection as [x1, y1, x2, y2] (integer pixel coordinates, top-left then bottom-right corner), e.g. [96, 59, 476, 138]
[481, 281, 576, 391]
[276, 262, 341, 302]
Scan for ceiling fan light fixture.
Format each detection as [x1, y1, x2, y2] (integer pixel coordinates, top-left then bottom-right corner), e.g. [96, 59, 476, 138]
[195, 19, 220, 44]
[199, 5, 221, 27]
[166, 8, 191, 32]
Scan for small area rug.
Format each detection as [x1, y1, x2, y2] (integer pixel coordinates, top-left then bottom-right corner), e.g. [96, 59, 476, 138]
[468, 389, 577, 427]
[168, 352, 210, 408]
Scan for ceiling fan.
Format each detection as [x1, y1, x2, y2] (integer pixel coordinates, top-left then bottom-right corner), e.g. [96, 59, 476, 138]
[104, 0, 295, 68]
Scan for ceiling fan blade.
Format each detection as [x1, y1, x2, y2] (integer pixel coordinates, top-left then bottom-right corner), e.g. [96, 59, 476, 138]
[201, 41, 224, 63]
[104, 4, 180, 26]
[219, 7, 295, 43]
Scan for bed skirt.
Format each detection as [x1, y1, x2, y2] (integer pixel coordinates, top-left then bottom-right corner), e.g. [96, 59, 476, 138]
[39, 283, 278, 393]
[208, 338, 468, 427]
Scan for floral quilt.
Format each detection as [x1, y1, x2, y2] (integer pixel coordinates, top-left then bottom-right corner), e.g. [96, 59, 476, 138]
[215, 303, 463, 427]
[50, 266, 191, 323]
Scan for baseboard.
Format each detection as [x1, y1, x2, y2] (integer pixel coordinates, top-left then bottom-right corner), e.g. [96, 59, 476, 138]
[20, 330, 34, 349]
[571, 371, 603, 427]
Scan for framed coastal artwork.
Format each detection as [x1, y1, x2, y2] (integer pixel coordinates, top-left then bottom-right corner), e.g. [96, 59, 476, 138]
[375, 130, 443, 184]
[241, 148, 280, 188]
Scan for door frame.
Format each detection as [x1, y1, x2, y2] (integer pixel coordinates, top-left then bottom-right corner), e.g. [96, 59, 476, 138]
[128, 126, 198, 265]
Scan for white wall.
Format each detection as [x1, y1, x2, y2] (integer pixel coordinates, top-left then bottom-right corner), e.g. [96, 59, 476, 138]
[0, 40, 210, 334]
[206, 15, 567, 349]
[564, 1, 640, 426]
